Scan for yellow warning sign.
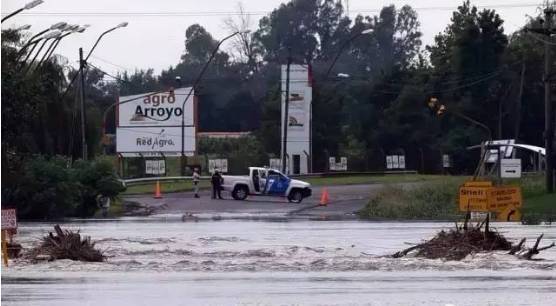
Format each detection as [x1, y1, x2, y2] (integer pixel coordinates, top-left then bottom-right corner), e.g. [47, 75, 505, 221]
[458, 181, 522, 213]
[488, 186, 522, 211]
[459, 185, 490, 211]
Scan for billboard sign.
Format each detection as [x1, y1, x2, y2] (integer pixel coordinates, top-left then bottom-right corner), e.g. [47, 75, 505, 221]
[281, 65, 312, 174]
[117, 87, 196, 154]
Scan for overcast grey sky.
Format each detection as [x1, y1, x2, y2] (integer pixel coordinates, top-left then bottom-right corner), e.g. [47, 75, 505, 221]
[2, 0, 541, 76]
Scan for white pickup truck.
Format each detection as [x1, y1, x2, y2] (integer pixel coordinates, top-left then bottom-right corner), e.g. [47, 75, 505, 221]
[221, 167, 312, 203]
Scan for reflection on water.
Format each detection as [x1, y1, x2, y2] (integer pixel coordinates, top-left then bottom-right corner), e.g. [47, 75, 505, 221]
[2, 220, 555, 305]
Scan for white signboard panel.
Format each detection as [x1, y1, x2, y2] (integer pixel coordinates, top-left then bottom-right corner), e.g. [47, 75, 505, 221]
[269, 158, 281, 170]
[398, 155, 405, 169]
[386, 156, 393, 169]
[501, 158, 522, 178]
[145, 160, 166, 175]
[339, 157, 348, 171]
[329, 157, 336, 171]
[209, 159, 228, 173]
[486, 139, 515, 163]
[116, 126, 196, 153]
[118, 87, 195, 127]
[387, 155, 405, 169]
[443, 154, 451, 168]
[392, 155, 400, 169]
[1, 209, 17, 230]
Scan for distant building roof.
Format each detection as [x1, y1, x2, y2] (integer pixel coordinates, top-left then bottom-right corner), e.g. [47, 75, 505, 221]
[198, 132, 251, 139]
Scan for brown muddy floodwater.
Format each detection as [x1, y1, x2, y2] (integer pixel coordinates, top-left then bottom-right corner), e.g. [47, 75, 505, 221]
[2, 219, 555, 305]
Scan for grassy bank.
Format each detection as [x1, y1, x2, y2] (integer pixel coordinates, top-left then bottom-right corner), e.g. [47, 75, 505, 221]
[358, 177, 466, 220]
[358, 175, 555, 222]
[304, 174, 445, 186]
[521, 193, 556, 224]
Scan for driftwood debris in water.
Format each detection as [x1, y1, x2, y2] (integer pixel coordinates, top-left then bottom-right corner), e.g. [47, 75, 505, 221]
[515, 234, 556, 260]
[393, 216, 554, 261]
[27, 225, 105, 262]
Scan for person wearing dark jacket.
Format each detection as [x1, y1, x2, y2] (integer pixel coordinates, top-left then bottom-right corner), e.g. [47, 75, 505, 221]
[211, 170, 223, 199]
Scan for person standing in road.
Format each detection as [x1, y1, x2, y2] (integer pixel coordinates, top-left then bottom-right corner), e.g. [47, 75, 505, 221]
[192, 168, 200, 198]
[211, 169, 223, 199]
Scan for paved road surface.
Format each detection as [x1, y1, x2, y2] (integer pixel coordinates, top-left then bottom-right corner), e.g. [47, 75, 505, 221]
[123, 183, 416, 220]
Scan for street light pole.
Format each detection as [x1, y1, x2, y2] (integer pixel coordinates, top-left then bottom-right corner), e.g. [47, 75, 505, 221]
[79, 47, 87, 160]
[281, 48, 292, 174]
[543, 8, 554, 193]
[428, 98, 493, 180]
[17, 22, 67, 62]
[179, 31, 246, 175]
[307, 28, 372, 172]
[40, 26, 88, 66]
[1, 0, 43, 23]
[23, 30, 61, 74]
[324, 28, 373, 79]
[85, 22, 128, 62]
[76, 22, 128, 160]
[527, 6, 556, 192]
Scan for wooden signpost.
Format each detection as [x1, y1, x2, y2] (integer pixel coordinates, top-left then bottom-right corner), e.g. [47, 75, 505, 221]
[1, 208, 17, 266]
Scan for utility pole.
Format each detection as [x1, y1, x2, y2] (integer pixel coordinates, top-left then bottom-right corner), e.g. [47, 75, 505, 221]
[545, 8, 554, 193]
[529, 7, 556, 193]
[79, 47, 87, 160]
[281, 48, 292, 174]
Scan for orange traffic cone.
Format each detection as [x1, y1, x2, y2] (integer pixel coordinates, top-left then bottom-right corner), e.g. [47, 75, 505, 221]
[154, 180, 163, 199]
[319, 187, 329, 206]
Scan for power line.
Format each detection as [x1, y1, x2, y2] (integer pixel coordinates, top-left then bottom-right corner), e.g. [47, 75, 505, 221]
[90, 55, 134, 71]
[87, 62, 126, 82]
[1, 3, 541, 18]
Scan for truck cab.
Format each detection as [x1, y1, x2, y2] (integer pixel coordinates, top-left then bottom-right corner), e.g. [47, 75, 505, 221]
[221, 167, 312, 203]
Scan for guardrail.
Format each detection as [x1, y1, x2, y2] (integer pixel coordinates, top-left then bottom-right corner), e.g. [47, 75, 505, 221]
[122, 170, 418, 185]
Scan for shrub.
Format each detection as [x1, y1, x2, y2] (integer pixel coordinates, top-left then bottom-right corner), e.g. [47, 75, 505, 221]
[3, 155, 124, 219]
[71, 157, 126, 217]
[10, 156, 80, 219]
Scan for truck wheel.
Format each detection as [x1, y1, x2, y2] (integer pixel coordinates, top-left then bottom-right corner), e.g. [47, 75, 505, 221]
[232, 185, 248, 200]
[288, 189, 303, 203]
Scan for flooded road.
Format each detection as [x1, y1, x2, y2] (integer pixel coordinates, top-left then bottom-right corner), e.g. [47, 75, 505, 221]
[2, 219, 555, 305]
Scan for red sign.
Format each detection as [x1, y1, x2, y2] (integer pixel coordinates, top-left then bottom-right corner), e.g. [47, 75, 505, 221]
[1, 209, 17, 230]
